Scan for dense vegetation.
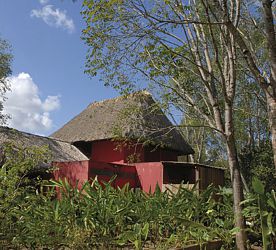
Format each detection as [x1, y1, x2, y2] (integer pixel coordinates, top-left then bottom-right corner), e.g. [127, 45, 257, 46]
[0, 179, 231, 249]
[0, 144, 275, 249]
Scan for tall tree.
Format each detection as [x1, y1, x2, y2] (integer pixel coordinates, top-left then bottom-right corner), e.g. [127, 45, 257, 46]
[210, 0, 276, 172]
[82, 1, 250, 247]
[0, 37, 12, 124]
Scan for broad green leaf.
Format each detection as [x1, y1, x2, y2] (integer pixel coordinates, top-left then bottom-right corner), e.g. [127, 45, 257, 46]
[252, 177, 264, 195]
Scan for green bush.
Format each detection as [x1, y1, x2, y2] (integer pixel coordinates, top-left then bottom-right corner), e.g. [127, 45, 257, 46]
[0, 142, 50, 247]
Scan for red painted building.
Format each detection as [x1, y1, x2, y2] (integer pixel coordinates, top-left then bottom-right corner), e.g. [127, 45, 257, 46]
[51, 91, 224, 192]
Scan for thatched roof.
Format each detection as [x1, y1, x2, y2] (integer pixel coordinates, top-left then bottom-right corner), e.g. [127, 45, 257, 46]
[0, 126, 88, 162]
[51, 91, 194, 154]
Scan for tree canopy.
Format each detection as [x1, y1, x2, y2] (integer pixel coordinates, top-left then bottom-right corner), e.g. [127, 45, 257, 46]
[0, 37, 12, 124]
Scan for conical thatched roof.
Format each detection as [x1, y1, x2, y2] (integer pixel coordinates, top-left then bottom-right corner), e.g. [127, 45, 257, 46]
[0, 126, 88, 163]
[51, 91, 194, 154]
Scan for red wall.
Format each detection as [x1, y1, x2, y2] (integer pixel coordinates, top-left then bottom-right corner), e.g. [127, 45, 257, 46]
[89, 161, 164, 193]
[91, 140, 125, 163]
[89, 161, 140, 188]
[91, 140, 144, 163]
[135, 162, 163, 193]
[53, 160, 89, 189]
[91, 139, 180, 163]
[52, 139, 185, 194]
[53, 159, 165, 193]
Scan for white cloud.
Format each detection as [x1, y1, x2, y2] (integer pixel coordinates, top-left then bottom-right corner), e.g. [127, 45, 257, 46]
[31, 5, 75, 33]
[43, 95, 60, 111]
[3, 72, 61, 134]
[39, 0, 49, 4]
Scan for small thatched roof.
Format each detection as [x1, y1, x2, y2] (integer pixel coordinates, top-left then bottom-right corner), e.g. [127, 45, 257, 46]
[51, 91, 194, 154]
[0, 126, 88, 162]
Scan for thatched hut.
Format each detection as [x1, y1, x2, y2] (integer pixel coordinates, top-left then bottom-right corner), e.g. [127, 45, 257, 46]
[51, 91, 194, 162]
[51, 91, 224, 192]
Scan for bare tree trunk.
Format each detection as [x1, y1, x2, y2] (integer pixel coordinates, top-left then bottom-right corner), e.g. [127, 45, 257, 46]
[262, 0, 276, 172]
[257, 105, 260, 148]
[266, 94, 276, 172]
[225, 102, 247, 250]
[226, 140, 247, 249]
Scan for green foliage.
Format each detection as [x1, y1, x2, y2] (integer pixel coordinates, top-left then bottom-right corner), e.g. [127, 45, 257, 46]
[0, 142, 51, 247]
[1, 175, 236, 249]
[0, 37, 13, 124]
[242, 178, 276, 249]
[239, 142, 276, 191]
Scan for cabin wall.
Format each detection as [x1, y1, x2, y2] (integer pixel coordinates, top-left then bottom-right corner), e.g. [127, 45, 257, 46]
[144, 146, 179, 162]
[160, 149, 179, 161]
[198, 166, 224, 190]
[53, 160, 225, 194]
[134, 162, 163, 192]
[89, 161, 140, 188]
[53, 160, 89, 189]
[161, 163, 225, 193]
[91, 140, 125, 163]
[91, 140, 145, 163]
[90, 139, 181, 164]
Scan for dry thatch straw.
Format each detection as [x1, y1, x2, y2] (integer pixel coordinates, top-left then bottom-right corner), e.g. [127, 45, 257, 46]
[0, 126, 88, 164]
[51, 91, 194, 155]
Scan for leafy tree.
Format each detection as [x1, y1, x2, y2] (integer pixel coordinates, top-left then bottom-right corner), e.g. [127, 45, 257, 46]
[210, 0, 276, 173]
[81, 0, 252, 247]
[0, 37, 12, 124]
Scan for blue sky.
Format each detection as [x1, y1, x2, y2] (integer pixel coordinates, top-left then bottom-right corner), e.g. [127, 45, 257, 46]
[0, 0, 118, 135]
